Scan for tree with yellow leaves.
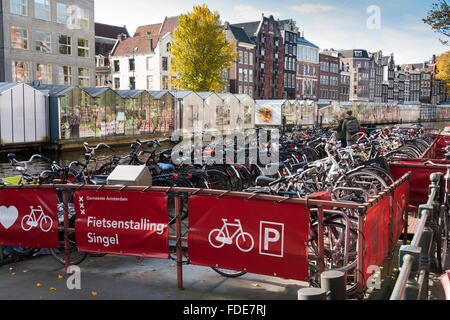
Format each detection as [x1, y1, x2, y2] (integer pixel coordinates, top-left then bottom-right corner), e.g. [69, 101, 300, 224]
[435, 51, 450, 91]
[169, 5, 237, 92]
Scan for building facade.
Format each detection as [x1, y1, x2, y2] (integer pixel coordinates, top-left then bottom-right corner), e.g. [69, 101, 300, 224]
[296, 33, 319, 100]
[1, 0, 95, 86]
[338, 49, 370, 102]
[110, 16, 178, 91]
[279, 19, 298, 99]
[95, 23, 129, 88]
[224, 23, 256, 97]
[318, 50, 340, 103]
[232, 15, 285, 99]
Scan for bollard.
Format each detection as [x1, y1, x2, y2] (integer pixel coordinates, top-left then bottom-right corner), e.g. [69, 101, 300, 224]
[297, 288, 327, 300]
[321, 270, 347, 300]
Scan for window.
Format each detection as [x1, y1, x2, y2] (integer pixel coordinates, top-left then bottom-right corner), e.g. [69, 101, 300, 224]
[78, 38, 89, 57]
[129, 76, 136, 90]
[58, 66, 72, 85]
[162, 76, 168, 90]
[114, 78, 120, 89]
[113, 60, 120, 72]
[35, 31, 51, 53]
[78, 68, 90, 87]
[239, 51, 243, 64]
[238, 68, 243, 81]
[244, 52, 248, 65]
[59, 35, 72, 55]
[249, 52, 253, 66]
[11, 0, 27, 15]
[78, 8, 89, 29]
[249, 70, 253, 83]
[147, 75, 153, 90]
[12, 60, 30, 82]
[56, 3, 69, 24]
[162, 57, 168, 71]
[35, 0, 51, 21]
[11, 26, 28, 49]
[129, 58, 135, 71]
[36, 63, 52, 84]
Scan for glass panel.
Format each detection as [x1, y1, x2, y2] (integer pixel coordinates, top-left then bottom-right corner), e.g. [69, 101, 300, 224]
[36, 31, 51, 53]
[11, 26, 28, 49]
[59, 35, 72, 55]
[36, 63, 52, 84]
[78, 67, 90, 87]
[78, 38, 89, 57]
[11, 0, 27, 15]
[12, 60, 30, 82]
[35, 0, 50, 21]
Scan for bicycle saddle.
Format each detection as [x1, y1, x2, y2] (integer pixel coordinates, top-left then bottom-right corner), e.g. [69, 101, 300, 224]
[255, 176, 277, 187]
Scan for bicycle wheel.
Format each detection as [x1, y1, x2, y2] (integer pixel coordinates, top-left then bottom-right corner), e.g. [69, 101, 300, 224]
[309, 218, 359, 297]
[50, 234, 87, 266]
[434, 206, 449, 273]
[333, 169, 388, 201]
[212, 267, 247, 278]
[11, 247, 36, 257]
[206, 169, 232, 191]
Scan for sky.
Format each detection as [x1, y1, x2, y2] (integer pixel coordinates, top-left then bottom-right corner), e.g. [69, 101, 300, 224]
[94, 0, 449, 65]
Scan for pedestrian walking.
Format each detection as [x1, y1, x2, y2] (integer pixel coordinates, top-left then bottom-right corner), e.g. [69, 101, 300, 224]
[343, 110, 360, 147]
[335, 113, 347, 148]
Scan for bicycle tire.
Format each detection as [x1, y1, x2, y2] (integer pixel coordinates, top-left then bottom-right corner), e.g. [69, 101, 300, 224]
[434, 206, 449, 273]
[50, 240, 88, 265]
[211, 268, 247, 278]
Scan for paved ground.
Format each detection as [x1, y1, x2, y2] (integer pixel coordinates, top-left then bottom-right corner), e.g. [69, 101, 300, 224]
[0, 254, 308, 300]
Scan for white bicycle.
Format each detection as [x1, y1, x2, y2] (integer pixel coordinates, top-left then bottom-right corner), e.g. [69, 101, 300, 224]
[21, 206, 53, 233]
[209, 219, 254, 253]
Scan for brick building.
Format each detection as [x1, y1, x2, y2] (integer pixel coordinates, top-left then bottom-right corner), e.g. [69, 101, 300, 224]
[318, 50, 340, 103]
[279, 19, 298, 99]
[232, 15, 285, 99]
[224, 22, 256, 97]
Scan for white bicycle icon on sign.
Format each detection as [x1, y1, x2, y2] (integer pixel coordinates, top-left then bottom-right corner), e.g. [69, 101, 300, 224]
[21, 206, 53, 233]
[208, 219, 254, 253]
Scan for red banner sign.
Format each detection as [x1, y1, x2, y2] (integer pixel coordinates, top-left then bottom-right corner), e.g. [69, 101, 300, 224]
[74, 191, 169, 258]
[0, 189, 58, 248]
[364, 196, 390, 281]
[188, 195, 310, 281]
[391, 162, 446, 207]
[392, 180, 408, 245]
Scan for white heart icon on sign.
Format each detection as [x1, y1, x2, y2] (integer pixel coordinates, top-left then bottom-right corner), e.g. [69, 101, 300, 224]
[0, 206, 19, 230]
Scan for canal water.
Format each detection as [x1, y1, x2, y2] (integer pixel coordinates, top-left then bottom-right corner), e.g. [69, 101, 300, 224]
[0, 122, 448, 180]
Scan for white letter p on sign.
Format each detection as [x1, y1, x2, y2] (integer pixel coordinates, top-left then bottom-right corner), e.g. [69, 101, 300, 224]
[264, 228, 280, 251]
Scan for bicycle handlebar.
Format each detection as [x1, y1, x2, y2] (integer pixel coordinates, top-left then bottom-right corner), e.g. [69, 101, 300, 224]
[83, 142, 115, 153]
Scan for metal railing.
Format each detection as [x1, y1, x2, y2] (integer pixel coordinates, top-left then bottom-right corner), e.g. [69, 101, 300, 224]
[390, 172, 444, 300]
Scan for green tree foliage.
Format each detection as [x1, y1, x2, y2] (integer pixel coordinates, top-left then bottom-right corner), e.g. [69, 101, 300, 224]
[170, 5, 237, 92]
[423, 0, 450, 45]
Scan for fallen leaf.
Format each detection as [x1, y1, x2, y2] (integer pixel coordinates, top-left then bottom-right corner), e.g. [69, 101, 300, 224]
[251, 283, 260, 287]
[206, 268, 210, 272]
[171, 264, 175, 267]
[58, 275, 63, 279]
[91, 291, 98, 296]
[50, 287, 56, 291]
[36, 283, 42, 287]
[22, 270, 28, 273]
[9, 267, 13, 271]
[11, 273, 16, 276]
